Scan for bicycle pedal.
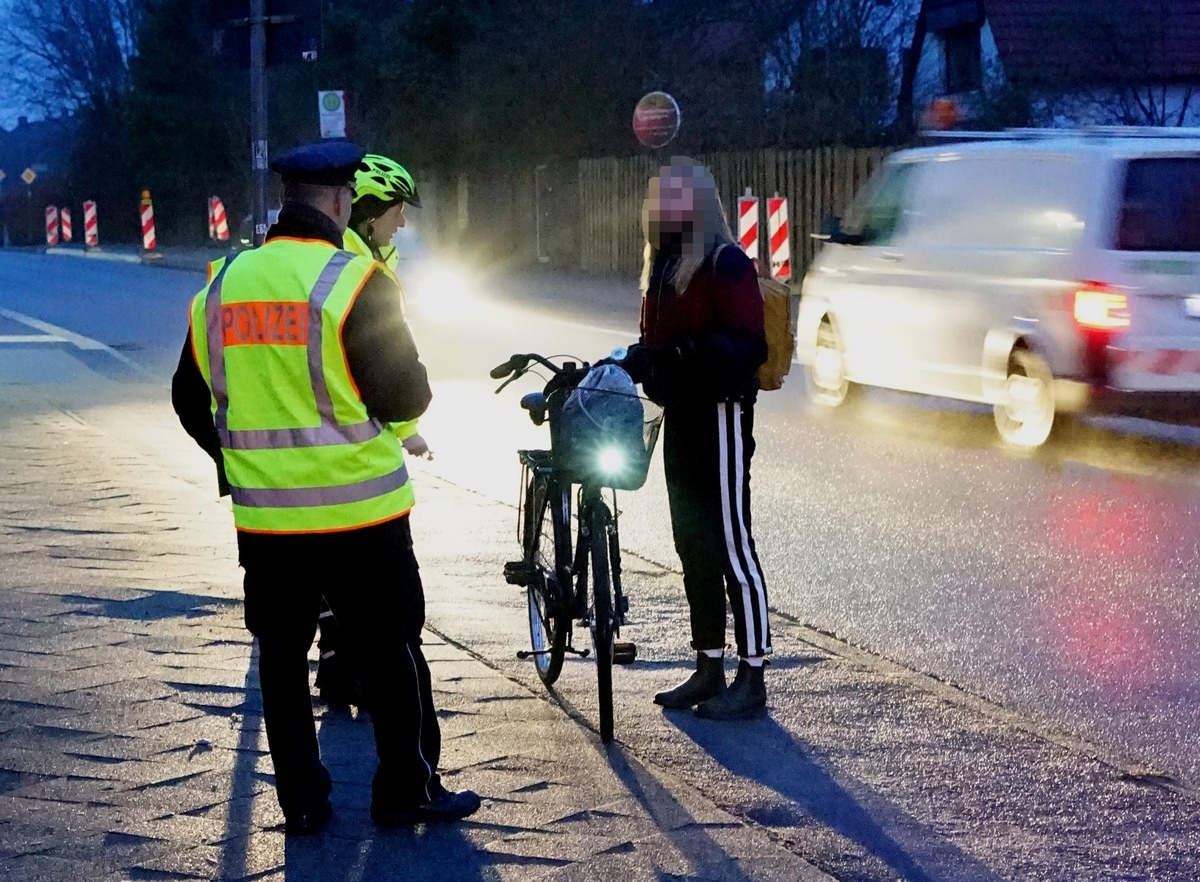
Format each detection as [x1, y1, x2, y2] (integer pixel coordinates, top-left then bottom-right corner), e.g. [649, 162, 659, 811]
[613, 642, 637, 665]
[503, 561, 534, 586]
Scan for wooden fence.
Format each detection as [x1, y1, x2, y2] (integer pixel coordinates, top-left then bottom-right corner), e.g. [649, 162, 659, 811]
[421, 147, 890, 279]
[577, 147, 890, 278]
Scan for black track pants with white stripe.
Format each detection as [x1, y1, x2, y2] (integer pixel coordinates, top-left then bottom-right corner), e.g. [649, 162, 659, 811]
[662, 399, 771, 659]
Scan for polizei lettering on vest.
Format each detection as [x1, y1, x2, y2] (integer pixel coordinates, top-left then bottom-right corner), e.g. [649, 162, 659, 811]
[222, 302, 309, 347]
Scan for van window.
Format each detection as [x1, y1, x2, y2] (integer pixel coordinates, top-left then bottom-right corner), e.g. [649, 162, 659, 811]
[904, 154, 1089, 250]
[1116, 158, 1200, 252]
[843, 162, 917, 245]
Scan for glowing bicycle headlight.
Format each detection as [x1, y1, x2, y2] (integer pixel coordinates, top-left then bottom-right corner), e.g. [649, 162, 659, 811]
[598, 447, 626, 475]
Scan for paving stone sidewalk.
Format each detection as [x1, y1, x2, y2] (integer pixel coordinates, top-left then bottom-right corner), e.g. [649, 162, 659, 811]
[0, 384, 835, 881]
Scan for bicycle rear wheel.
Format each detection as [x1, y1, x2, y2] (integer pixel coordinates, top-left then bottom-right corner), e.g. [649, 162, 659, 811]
[588, 499, 616, 742]
[524, 472, 568, 686]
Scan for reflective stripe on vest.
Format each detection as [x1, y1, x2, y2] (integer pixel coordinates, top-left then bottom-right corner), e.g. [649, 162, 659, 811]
[204, 252, 384, 452]
[192, 241, 414, 533]
[230, 467, 410, 508]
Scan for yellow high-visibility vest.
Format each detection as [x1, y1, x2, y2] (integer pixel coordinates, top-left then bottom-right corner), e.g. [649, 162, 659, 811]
[342, 226, 419, 442]
[190, 238, 415, 533]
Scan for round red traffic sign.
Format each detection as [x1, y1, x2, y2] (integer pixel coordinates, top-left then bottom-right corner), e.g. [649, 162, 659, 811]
[633, 92, 681, 149]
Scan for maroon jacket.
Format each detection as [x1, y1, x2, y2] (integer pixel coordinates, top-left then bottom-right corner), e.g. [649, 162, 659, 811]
[637, 243, 767, 406]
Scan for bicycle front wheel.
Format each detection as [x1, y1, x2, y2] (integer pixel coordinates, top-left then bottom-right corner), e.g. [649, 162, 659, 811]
[588, 500, 616, 742]
[524, 473, 568, 686]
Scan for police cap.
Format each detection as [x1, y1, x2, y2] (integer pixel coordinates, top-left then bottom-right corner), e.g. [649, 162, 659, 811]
[271, 140, 366, 187]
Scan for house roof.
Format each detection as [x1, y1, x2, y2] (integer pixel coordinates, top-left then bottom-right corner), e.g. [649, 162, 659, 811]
[982, 0, 1200, 84]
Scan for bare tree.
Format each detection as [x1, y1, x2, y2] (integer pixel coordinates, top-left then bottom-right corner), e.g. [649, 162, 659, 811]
[1112, 9, 1196, 128]
[990, 1, 1196, 128]
[2, 0, 141, 116]
[763, 0, 914, 145]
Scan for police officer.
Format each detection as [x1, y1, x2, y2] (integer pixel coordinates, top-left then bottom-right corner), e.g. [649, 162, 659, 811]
[314, 153, 429, 708]
[171, 140, 481, 834]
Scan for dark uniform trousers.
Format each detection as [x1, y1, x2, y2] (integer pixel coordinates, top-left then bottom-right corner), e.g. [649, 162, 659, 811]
[663, 399, 772, 659]
[239, 515, 440, 817]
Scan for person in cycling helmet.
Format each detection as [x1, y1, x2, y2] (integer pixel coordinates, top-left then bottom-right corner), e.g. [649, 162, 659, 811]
[316, 154, 430, 710]
[344, 154, 422, 273]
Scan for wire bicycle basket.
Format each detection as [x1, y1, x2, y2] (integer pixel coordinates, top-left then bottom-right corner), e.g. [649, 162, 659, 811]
[549, 385, 663, 492]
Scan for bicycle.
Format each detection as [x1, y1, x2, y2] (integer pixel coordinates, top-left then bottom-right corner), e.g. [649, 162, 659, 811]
[492, 353, 663, 742]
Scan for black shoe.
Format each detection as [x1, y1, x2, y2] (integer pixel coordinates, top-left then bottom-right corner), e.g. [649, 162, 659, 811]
[695, 659, 767, 720]
[318, 679, 364, 710]
[284, 799, 333, 836]
[372, 788, 483, 827]
[654, 653, 726, 710]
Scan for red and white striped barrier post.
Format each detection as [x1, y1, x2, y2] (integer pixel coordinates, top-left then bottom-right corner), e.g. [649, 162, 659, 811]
[140, 189, 157, 251]
[83, 200, 99, 247]
[767, 194, 791, 282]
[207, 198, 215, 240]
[211, 196, 230, 242]
[45, 206, 59, 246]
[60, 207, 72, 243]
[738, 187, 759, 266]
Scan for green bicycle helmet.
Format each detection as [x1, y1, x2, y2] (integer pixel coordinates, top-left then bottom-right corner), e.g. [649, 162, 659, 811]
[355, 154, 421, 208]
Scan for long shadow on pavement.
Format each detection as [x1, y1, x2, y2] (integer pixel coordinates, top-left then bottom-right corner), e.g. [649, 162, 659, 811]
[602, 743, 757, 882]
[278, 693, 490, 881]
[666, 713, 1007, 882]
[282, 820, 490, 882]
[63, 590, 238, 622]
[215, 645, 266, 881]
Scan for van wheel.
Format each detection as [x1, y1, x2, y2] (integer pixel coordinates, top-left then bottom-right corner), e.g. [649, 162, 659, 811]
[807, 321, 853, 407]
[994, 349, 1056, 449]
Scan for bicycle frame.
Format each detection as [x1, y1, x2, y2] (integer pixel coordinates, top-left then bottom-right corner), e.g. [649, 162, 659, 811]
[572, 484, 626, 627]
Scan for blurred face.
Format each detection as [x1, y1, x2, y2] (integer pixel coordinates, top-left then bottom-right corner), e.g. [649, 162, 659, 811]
[372, 201, 406, 243]
[646, 170, 696, 247]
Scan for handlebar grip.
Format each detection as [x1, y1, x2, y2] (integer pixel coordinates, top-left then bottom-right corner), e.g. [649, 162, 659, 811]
[490, 356, 521, 379]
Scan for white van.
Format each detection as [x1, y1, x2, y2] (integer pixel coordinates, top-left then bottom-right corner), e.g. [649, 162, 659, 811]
[796, 129, 1200, 447]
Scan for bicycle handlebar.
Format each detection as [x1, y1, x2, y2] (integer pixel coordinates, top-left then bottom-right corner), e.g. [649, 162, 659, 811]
[490, 353, 568, 380]
[489, 355, 523, 379]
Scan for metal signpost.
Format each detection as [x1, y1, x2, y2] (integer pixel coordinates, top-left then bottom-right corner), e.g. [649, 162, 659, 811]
[21, 167, 36, 244]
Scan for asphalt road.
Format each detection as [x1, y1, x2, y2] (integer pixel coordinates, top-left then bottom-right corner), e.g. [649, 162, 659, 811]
[3, 248, 1199, 842]
[413, 257, 1200, 793]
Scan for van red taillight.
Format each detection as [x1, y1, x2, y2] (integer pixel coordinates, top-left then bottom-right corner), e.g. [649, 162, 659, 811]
[1074, 286, 1130, 330]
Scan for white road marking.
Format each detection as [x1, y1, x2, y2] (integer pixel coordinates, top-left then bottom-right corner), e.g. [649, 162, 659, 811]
[0, 334, 68, 344]
[0, 307, 144, 371]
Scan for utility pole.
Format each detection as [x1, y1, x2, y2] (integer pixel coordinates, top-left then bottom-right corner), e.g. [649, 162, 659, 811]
[250, 0, 269, 248]
[220, 0, 315, 246]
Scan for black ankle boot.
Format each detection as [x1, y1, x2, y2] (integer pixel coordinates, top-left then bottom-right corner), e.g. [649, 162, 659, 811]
[695, 659, 766, 720]
[654, 653, 726, 709]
